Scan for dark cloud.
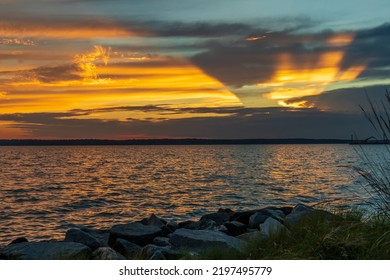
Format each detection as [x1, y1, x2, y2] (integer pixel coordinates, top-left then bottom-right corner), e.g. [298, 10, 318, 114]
[283, 85, 390, 113]
[0, 106, 375, 139]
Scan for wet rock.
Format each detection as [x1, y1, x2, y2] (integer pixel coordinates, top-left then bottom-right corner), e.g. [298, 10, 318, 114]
[108, 222, 162, 247]
[91, 247, 126, 260]
[113, 238, 142, 259]
[160, 225, 173, 236]
[153, 236, 171, 247]
[65, 228, 101, 250]
[248, 212, 269, 228]
[200, 212, 230, 225]
[169, 228, 245, 252]
[224, 221, 247, 236]
[260, 217, 289, 238]
[2, 242, 91, 260]
[9, 237, 28, 245]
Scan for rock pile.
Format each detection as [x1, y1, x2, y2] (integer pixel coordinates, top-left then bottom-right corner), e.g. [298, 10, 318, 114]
[0, 203, 332, 260]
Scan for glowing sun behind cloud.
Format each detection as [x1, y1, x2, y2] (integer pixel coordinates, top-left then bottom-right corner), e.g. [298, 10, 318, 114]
[259, 34, 366, 108]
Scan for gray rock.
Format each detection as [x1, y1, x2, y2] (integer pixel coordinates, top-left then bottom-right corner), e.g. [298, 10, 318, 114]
[166, 221, 179, 232]
[2, 242, 91, 260]
[224, 221, 247, 236]
[113, 238, 142, 259]
[144, 214, 166, 228]
[181, 219, 219, 230]
[260, 217, 289, 238]
[285, 203, 315, 227]
[109, 222, 162, 247]
[91, 247, 126, 260]
[264, 208, 286, 221]
[169, 228, 245, 252]
[65, 228, 101, 250]
[248, 212, 269, 228]
[153, 236, 171, 247]
[79, 228, 110, 247]
[237, 231, 263, 242]
[200, 212, 230, 225]
[141, 244, 169, 259]
[150, 250, 166, 260]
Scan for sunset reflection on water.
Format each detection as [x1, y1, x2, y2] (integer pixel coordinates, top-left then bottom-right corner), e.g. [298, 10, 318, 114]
[0, 144, 376, 244]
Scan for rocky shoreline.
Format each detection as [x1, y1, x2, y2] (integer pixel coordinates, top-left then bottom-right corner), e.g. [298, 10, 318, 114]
[0, 204, 336, 260]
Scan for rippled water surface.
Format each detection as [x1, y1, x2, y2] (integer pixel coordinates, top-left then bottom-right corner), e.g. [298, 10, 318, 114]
[0, 144, 386, 244]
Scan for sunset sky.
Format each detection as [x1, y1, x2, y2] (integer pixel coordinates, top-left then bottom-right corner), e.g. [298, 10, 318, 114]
[1, 0, 390, 139]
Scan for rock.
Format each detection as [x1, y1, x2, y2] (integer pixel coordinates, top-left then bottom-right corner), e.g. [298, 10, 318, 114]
[169, 228, 245, 252]
[160, 225, 173, 236]
[65, 228, 101, 250]
[200, 212, 230, 225]
[237, 231, 263, 242]
[79, 228, 110, 247]
[264, 208, 286, 221]
[153, 236, 171, 247]
[9, 237, 28, 245]
[278, 206, 294, 216]
[285, 203, 315, 227]
[91, 247, 126, 260]
[231, 210, 256, 225]
[181, 219, 219, 230]
[260, 217, 289, 238]
[108, 222, 162, 247]
[248, 212, 269, 228]
[224, 221, 247, 236]
[113, 238, 142, 259]
[150, 250, 166, 260]
[1, 242, 92, 260]
[218, 208, 235, 215]
[141, 244, 169, 259]
[166, 221, 179, 232]
[143, 214, 166, 228]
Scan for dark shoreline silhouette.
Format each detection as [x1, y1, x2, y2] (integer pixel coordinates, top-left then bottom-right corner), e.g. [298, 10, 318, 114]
[0, 138, 349, 146]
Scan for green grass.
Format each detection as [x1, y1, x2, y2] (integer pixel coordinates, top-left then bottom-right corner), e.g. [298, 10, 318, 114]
[197, 211, 390, 260]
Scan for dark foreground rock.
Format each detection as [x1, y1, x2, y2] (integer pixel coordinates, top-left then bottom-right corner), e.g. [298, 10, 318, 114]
[2, 242, 92, 260]
[0, 203, 337, 260]
[169, 228, 245, 252]
[108, 222, 163, 247]
[65, 228, 101, 250]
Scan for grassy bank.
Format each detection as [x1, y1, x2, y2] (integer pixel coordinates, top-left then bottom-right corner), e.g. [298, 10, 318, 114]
[197, 211, 390, 260]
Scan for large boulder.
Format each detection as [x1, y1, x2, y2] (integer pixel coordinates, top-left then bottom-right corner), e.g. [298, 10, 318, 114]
[78, 228, 110, 247]
[200, 212, 230, 225]
[223, 221, 247, 236]
[109, 222, 162, 247]
[285, 204, 315, 227]
[169, 228, 245, 252]
[113, 238, 142, 259]
[248, 212, 269, 228]
[65, 228, 101, 250]
[91, 247, 126, 260]
[1, 242, 91, 260]
[180, 219, 219, 231]
[260, 217, 289, 238]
